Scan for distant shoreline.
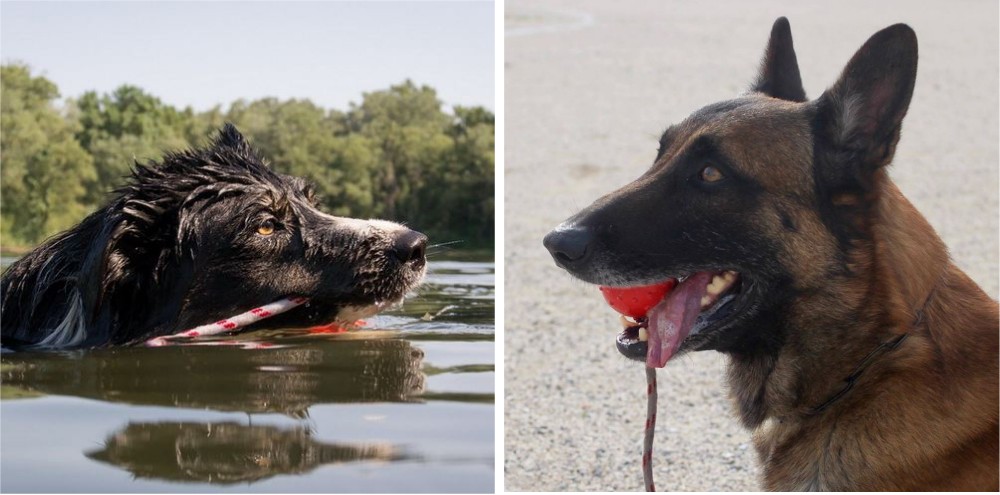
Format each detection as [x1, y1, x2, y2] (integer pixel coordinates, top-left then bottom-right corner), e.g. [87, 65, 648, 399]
[0, 246, 31, 258]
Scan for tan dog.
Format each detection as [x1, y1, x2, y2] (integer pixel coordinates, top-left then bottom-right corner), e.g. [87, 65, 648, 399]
[544, 18, 999, 490]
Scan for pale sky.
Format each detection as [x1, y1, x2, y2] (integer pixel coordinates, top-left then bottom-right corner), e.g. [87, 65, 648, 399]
[0, 1, 495, 111]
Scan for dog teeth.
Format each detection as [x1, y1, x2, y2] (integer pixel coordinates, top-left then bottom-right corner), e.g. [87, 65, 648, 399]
[638, 327, 648, 342]
[705, 271, 738, 296]
[701, 271, 739, 309]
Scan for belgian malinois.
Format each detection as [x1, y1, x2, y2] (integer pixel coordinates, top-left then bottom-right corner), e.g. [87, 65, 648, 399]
[543, 18, 999, 491]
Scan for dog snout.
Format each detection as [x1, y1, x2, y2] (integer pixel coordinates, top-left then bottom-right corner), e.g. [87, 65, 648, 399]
[543, 225, 594, 267]
[391, 229, 428, 268]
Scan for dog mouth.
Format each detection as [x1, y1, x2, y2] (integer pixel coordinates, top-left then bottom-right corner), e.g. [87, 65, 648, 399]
[329, 296, 409, 323]
[615, 270, 744, 367]
[291, 255, 428, 328]
[293, 280, 424, 328]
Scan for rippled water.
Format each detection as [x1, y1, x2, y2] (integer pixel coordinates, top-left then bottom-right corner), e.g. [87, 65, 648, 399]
[0, 255, 494, 493]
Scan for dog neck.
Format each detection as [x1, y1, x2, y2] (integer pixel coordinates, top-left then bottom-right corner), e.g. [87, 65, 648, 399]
[727, 174, 949, 427]
[737, 173, 999, 490]
[802, 174, 951, 411]
[869, 176, 950, 322]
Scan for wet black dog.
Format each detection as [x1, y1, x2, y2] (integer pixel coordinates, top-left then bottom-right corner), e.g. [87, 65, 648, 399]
[1, 124, 427, 349]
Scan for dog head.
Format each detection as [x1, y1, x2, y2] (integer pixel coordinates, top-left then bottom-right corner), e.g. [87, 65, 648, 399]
[1, 124, 427, 348]
[544, 18, 918, 367]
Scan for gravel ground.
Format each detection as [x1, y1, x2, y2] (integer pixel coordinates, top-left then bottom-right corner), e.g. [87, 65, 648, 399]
[503, 1, 998, 491]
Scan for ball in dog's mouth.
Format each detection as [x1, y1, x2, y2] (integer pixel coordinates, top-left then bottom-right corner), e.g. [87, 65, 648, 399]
[604, 270, 742, 367]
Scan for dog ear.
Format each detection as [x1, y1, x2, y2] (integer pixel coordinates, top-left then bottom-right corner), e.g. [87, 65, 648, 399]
[751, 17, 807, 102]
[815, 24, 918, 173]
[27, 215, 129, 347]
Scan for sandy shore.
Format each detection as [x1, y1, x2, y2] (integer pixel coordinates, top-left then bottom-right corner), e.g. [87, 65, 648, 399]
[503, 0, 998, 491]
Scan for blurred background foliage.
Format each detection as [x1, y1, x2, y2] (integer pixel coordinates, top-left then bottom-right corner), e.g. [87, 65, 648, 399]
[0, 64, 494, 250]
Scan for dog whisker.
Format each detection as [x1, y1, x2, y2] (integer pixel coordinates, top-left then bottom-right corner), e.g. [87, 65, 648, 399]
[428, 240, 465, 249]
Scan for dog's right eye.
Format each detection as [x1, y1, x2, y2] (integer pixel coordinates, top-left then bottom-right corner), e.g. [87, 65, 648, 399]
[699, 165, 724, 183]
[256, 219, 276, 236]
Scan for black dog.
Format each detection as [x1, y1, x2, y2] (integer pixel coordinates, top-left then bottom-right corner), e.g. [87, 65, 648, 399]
[1, 124, 427, 349]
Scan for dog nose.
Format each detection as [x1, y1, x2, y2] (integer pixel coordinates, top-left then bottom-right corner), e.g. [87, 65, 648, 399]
[543, 226, 593, 266]
[391, 229, 428, 267]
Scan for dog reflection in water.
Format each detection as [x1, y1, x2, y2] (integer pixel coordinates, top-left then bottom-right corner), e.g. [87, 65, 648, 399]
[86, 422, 405, 484]
[1, 338, 427, 416]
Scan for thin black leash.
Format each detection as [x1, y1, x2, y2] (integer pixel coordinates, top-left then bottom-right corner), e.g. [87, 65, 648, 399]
[810, 283, 936, 414]
[809, 332, 909, 414]
[643, 367, 657, 491]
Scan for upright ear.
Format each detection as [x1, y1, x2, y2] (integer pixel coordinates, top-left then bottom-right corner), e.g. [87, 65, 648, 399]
[751, 17, 807, 102]
[815, 24, 918, 173]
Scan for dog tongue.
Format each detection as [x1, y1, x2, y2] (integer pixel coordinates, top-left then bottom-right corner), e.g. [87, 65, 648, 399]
[646, 272, 712, 368]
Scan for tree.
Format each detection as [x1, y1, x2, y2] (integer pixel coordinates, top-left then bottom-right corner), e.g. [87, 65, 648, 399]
[73, 85, 193, 204]
[225, 98, 355, 214]
[346, 81, 452, 223]
[1, 66, 495, 250]
[1, 65, 96, 245]
[429, 106, 495, 243]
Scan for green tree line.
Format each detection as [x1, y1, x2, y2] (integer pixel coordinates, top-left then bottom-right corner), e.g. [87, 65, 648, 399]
[0, 64, 494, 250]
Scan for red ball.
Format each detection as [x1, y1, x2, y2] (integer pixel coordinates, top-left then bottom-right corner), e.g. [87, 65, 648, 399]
[599, 280, 676, 318]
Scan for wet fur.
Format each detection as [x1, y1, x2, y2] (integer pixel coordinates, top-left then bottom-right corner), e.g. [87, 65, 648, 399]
[547, 18, 998, 490]
[1, 125, 426, 349]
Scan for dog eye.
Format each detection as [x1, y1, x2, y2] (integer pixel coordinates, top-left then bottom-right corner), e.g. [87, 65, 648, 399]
[256, 219, 276, 236]
[699, 165, 724, 183]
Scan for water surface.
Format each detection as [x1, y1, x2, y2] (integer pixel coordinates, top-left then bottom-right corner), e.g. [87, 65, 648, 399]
[0, 256, 494, 493]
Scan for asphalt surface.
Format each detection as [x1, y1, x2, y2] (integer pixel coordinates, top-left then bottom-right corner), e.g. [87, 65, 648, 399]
[503, 0, 998, 491]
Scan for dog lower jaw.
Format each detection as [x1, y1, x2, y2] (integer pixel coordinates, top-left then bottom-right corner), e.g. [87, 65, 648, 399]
[333, 298, 406, 323]
[310, 264, 425, 325]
